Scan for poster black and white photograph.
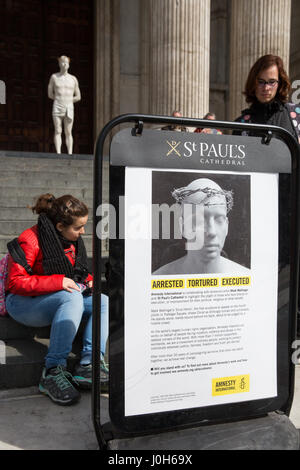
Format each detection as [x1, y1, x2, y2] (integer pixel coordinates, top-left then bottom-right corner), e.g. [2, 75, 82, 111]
[125, 167, 278, 416]
[151, 171, 251, 275]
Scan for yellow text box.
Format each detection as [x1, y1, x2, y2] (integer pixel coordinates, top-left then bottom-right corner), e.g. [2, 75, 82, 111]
[221, 276, 251, 287]
[212, 374, 250, 396]
[151, 279, 185, 289]
[186, 277, 219, 288]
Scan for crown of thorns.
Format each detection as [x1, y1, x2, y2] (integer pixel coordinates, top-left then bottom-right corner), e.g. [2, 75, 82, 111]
[171, 186, 234, 213]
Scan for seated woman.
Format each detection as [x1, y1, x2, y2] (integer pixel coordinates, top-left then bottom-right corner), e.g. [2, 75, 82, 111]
[5, 193, 108, 406]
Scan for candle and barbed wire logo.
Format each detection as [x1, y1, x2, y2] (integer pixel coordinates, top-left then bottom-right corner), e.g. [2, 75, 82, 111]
[0, 340, 6, 364]
[0, 80, 6, 104]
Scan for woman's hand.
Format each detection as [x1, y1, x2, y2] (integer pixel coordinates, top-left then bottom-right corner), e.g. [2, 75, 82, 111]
[62, 277, 81, 293]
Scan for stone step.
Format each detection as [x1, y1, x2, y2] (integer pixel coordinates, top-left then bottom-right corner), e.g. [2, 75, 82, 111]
[0, 156, 109, 195]
[0, 161, 94, 172]
[0, 316, 37, 340]
[0, 154, 108, 174]
[0, 152, 94, 167]
[0, 165, 108, 179]
[0, 338, 48, 389]
[0, 337, 81, 389]
[0, 186, 94, 199]
[0, 169, 93, 181]
[0, 175, 93, 188]
[0, 188, 109, 204]
[0, 159, 95, 169]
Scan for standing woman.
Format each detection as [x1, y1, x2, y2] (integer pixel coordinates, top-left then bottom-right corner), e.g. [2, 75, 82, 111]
[5, 194, 108, 406]
[234, 54, 300, 143]
[235, 54, 300, 335]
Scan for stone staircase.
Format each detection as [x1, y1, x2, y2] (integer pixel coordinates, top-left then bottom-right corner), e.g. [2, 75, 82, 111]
[0, 151, 109, 389]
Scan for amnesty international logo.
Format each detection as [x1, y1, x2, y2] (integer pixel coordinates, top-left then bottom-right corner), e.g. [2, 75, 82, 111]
[166, 140, 181, 157]
[239, 376, 247, 391]
[212, 374, 250, 396]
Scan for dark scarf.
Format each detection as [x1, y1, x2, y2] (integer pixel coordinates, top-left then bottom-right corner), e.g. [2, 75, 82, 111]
[37, 213, 89, 283]
[246, 99, 298, 141]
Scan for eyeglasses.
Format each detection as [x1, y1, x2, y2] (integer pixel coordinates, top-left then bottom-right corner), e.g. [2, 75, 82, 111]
[256, 79, 279, 88]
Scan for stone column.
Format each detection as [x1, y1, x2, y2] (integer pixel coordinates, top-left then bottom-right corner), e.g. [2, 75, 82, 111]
[229, 0, 291, 120]
[94, 0, 120, 255]
[94, 0, 120, 140]
[140, 0, 211, 119]
[290, 0, 300, 83]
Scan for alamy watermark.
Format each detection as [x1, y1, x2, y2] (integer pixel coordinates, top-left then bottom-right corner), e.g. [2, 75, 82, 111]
[0, 80, 5, 104]
[96, 199, 205, 250]
[0, 340, 6, 365]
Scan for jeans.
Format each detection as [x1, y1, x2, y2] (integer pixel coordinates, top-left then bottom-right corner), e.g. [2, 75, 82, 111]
[6, 290, 108, 370]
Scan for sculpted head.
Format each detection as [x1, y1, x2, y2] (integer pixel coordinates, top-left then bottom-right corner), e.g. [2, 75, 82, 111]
[172, 178, 233, 260]
[58, 55, 70, 72]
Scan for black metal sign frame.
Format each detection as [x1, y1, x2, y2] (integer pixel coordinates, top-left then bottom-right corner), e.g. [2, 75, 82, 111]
[92, 114, 300, 449]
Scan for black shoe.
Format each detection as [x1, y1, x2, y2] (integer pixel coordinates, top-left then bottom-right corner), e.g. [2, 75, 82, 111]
[73, 360, 109, 393]
[73, 363, 92, 390]
[39, 365, 81, 406]
[100, 357, 109, 394]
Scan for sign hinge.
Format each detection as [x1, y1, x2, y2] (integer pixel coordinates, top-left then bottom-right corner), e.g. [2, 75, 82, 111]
[262, 130, 273, 145]
[131, 120, 144, 136]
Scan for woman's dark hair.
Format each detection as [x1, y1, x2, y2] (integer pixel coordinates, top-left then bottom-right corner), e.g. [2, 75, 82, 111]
[31, 193, 88, 226]
[203, 112, 216, 119]
[243, 54, 291, 104]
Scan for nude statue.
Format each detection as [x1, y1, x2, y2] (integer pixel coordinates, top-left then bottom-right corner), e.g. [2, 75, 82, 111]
[48, 56, 81, 154]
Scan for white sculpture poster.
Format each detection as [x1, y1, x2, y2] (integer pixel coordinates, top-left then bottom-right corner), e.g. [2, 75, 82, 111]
[124, 167, 278, 417]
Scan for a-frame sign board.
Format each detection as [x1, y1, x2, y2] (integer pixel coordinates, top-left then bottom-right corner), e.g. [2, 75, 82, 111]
[92, 115, 300, 450]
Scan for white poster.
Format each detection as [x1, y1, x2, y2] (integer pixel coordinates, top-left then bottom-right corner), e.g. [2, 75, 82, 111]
[124, 167, 278, 417]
